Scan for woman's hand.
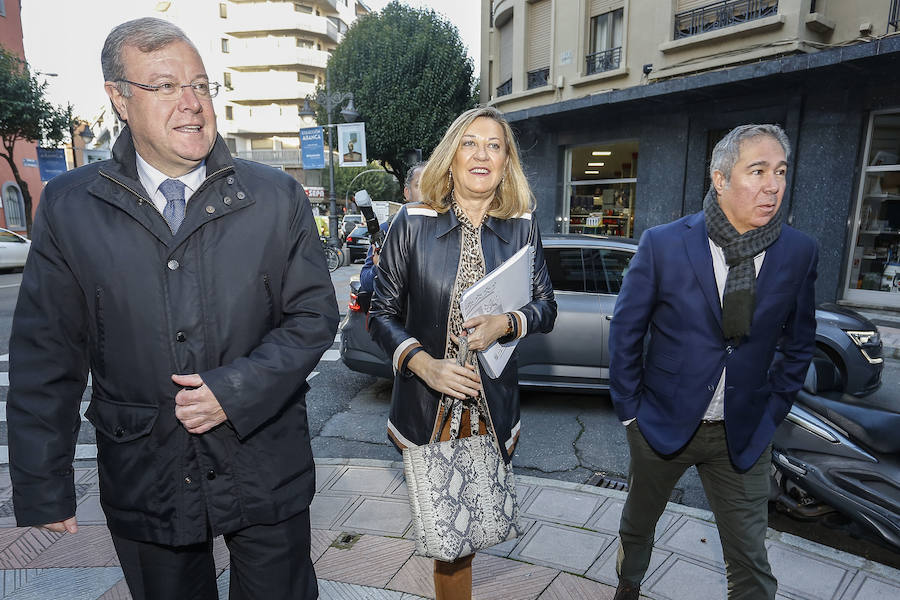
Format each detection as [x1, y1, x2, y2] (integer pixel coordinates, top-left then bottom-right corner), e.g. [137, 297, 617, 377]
[454, 314, 510, 352]
[408, 351, 481, 399]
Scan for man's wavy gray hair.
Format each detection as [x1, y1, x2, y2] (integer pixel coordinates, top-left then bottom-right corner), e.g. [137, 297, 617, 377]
[709, 124, 790, 184]
[102, 17, 197, 98]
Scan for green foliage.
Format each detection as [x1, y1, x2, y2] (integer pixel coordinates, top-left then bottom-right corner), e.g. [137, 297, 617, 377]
[0, 45, 69, 234]
[325, 1, 475, 185]
[327, 162, 401, 205]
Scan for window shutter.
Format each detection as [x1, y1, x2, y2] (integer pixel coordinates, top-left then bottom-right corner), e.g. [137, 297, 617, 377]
[499, 18, 513, 83]
[527, 0, 552, 72]
[590, 0, 622, 17]
[676, 0, 712, 12]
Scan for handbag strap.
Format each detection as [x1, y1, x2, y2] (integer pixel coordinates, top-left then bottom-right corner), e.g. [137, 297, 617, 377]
[439, 336, 482, 442]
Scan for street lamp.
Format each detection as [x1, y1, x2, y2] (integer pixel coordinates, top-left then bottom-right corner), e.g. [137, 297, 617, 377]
[299, 70, 359, 245]
[67, 115, 95, 169]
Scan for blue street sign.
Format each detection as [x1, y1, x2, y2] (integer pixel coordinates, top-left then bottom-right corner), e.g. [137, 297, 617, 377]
[300, 127, 325, 170]
[37, 147, 68, 181]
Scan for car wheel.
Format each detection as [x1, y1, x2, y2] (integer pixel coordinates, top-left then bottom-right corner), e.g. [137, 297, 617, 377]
[814, 344, 846, 393]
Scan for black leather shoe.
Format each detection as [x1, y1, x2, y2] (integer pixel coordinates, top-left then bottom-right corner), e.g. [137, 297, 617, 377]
[613, 579, 641, 600]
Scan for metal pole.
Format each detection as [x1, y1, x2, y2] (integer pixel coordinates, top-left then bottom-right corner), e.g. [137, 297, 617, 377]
[326, 72, 338, 246]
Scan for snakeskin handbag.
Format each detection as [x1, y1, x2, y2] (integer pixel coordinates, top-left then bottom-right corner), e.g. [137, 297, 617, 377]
[402, 337, 521, 562]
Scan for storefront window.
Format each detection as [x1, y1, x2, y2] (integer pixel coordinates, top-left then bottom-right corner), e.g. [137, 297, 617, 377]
[845, 112, 900, 305]
[562, 140, 638, 237]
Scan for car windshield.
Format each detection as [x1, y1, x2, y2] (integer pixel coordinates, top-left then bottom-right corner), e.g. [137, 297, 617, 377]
[349, 225, 369, 237]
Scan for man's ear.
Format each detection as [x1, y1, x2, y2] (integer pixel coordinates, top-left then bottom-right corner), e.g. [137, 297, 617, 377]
[712, 170, 727, 193]
[104, 82, 128, 123]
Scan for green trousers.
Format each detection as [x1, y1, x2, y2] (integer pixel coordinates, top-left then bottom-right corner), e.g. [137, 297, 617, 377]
[617, 421, 776, 600]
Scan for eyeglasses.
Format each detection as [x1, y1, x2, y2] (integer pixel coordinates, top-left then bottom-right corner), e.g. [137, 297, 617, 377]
[118, 79, 220, 99]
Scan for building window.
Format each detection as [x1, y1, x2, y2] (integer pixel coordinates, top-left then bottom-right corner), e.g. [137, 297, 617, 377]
[219, 2, 227, 18]
[223, 72, 232, 89]
[251, 138, 274, 150]
[297, 72, 316, 83]
[526, 0, 551, 90]
[563, 140, 638, 237]
[844, 111, 900, 306]
[296, 38, 315, 48]
[674, 0, 779, 40]
[225, 105, 234, 120]
[294, 2, 313, 13]
[0, 0, 6, 17]
[497, 13, 513, 97]
[221, 38, 230, 53]
[587, 7, 623, 75]
[2, 183, 26, 230]
[225, 138, 237, 154]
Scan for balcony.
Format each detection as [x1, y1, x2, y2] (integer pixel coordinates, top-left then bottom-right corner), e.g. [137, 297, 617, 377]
[226, 39, 330, 71]
[526, 68, 550, 90]
[227, 72, 316, 103]
[891, 0, 899, 32]
[234, 149, 302, 167]
[229, 105, 302, 135]
[225, 3, 341, 43]
[674, 0, 778, 40]
[585, 47, 621, 76]
[496, 78, 512, 97]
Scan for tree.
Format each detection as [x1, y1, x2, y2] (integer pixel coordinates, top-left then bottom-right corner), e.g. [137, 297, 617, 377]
[330, 162, 401, 207]
[325, 1, 475, 185]
[0, 45, 68, 235]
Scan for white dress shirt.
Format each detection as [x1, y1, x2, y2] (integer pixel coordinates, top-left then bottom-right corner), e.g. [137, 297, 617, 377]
[135, 153, 206, 215]
[704, 240, 765, 421]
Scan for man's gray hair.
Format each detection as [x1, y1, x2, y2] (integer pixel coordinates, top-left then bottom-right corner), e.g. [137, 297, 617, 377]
[405, 162, 426, 188]
[102, 17, 196, 98]
[709, 124, 791, 183]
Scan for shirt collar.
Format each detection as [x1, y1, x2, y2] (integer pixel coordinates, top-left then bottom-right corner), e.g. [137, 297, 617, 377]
[135, 152, 207, 197]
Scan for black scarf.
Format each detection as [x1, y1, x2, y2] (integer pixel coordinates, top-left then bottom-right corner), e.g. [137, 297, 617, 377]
[703, 188, 784, 342]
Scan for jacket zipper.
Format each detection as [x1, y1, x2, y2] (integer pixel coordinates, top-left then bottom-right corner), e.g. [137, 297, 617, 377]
[94, 286, 106, 375]
[262, 274, 276, 329]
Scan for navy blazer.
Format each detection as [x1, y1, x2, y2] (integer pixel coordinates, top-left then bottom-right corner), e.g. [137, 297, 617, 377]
[609, 211, 818, 471]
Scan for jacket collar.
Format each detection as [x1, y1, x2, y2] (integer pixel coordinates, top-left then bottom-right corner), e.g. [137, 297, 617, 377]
[433, 203, 517, 246]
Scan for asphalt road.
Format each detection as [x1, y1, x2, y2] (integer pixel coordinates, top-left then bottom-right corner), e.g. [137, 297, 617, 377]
[0, 266, 897, 569]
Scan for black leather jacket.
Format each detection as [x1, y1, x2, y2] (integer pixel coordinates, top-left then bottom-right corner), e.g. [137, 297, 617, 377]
[369, 202, 556, 462]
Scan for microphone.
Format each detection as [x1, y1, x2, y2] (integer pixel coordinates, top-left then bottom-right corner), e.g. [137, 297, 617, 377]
[354, 190, 385, 250]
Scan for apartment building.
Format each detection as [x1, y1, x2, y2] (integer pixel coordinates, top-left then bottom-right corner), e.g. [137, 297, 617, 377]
[482, 0, 900, 310]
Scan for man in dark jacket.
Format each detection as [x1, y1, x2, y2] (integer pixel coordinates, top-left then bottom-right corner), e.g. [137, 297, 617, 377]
[608, 124, 817, 600]
[7, 18, 338, 600]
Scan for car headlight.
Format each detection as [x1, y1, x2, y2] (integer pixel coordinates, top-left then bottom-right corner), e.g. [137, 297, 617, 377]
[844, 330, 883, 364]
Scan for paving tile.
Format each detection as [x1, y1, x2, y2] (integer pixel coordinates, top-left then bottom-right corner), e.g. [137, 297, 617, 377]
[480, 517, 534, 558]
[537, 572, 615, 599]
[316, 464, 343, 492]
[0, 566, 124, 600]
[319, 578, 428, 599]
[516, 482, 536, 506]
[520, 487, 604, 527]
[310, 493, 358, 529]
[386, 553, 434, 598]
[97, 577, 132, 600]
[642, 555, 726, 600]
[336, 497, 411, 537]
[0, 568, 46, 596]
[510, 522, 614, 574]
[74, 492, 107, 526]
[327, 466, 403, 495]
[656, 517, 724, 566]
[471, 552, 559, 600]
[314, 534, 416, 588]
[841, 571, 900, 600]
[0, 527, 63, 569]
[25, 525, 116, 568]
[311, 529, 342, 563]
[584, 537, 671, 587]
[387, 477, 409, 499]
[767, 541, 853, 599]
[585, 499, 677, 540]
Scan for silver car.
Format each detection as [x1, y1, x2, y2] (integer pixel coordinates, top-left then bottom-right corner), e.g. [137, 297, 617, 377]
[0, 227, 31, 270]
[340, 234, 883, 395]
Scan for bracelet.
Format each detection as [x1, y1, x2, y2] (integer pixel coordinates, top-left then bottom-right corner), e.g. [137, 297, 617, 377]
[504, 313, 514, 337]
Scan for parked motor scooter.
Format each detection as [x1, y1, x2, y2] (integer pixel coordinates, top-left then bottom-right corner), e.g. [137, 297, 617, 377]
[771, 357, 900, 550]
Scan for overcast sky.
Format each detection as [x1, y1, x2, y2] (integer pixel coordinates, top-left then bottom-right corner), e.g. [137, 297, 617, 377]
[21, 0, 481, 121]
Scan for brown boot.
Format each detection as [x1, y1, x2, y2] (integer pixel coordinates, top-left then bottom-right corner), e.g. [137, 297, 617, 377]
[613, 579, 641, 600]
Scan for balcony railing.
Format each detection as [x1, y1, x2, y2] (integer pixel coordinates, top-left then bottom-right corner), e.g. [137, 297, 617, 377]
[496, 78, 512, 97]
[890, 0, 899, 32]
[526, 68, 550, 90]
[234, 149, 301, 166]
[674, 0, 778, 40]
[585, 47, 622, 76]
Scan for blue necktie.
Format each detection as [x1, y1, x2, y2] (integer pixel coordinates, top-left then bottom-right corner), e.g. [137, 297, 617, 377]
[159, 179, 186, 234]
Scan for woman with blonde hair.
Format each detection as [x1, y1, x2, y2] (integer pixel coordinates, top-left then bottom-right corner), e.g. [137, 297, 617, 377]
[369, 106, 557, 599]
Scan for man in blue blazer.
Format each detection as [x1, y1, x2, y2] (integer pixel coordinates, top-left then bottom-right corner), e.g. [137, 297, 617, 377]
[609, 124, 817, 600]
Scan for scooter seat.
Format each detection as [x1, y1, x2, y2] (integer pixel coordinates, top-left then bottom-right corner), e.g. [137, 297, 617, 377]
[798, 394, 900, 455]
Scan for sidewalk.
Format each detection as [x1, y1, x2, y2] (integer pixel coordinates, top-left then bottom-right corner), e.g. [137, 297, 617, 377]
[0, 457, 897, 599]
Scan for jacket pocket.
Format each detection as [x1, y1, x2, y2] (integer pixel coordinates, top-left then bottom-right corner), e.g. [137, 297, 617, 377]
[85, 395, 158, 443]
[94, 286, 106, 375]
[262, 273, 276, 330]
